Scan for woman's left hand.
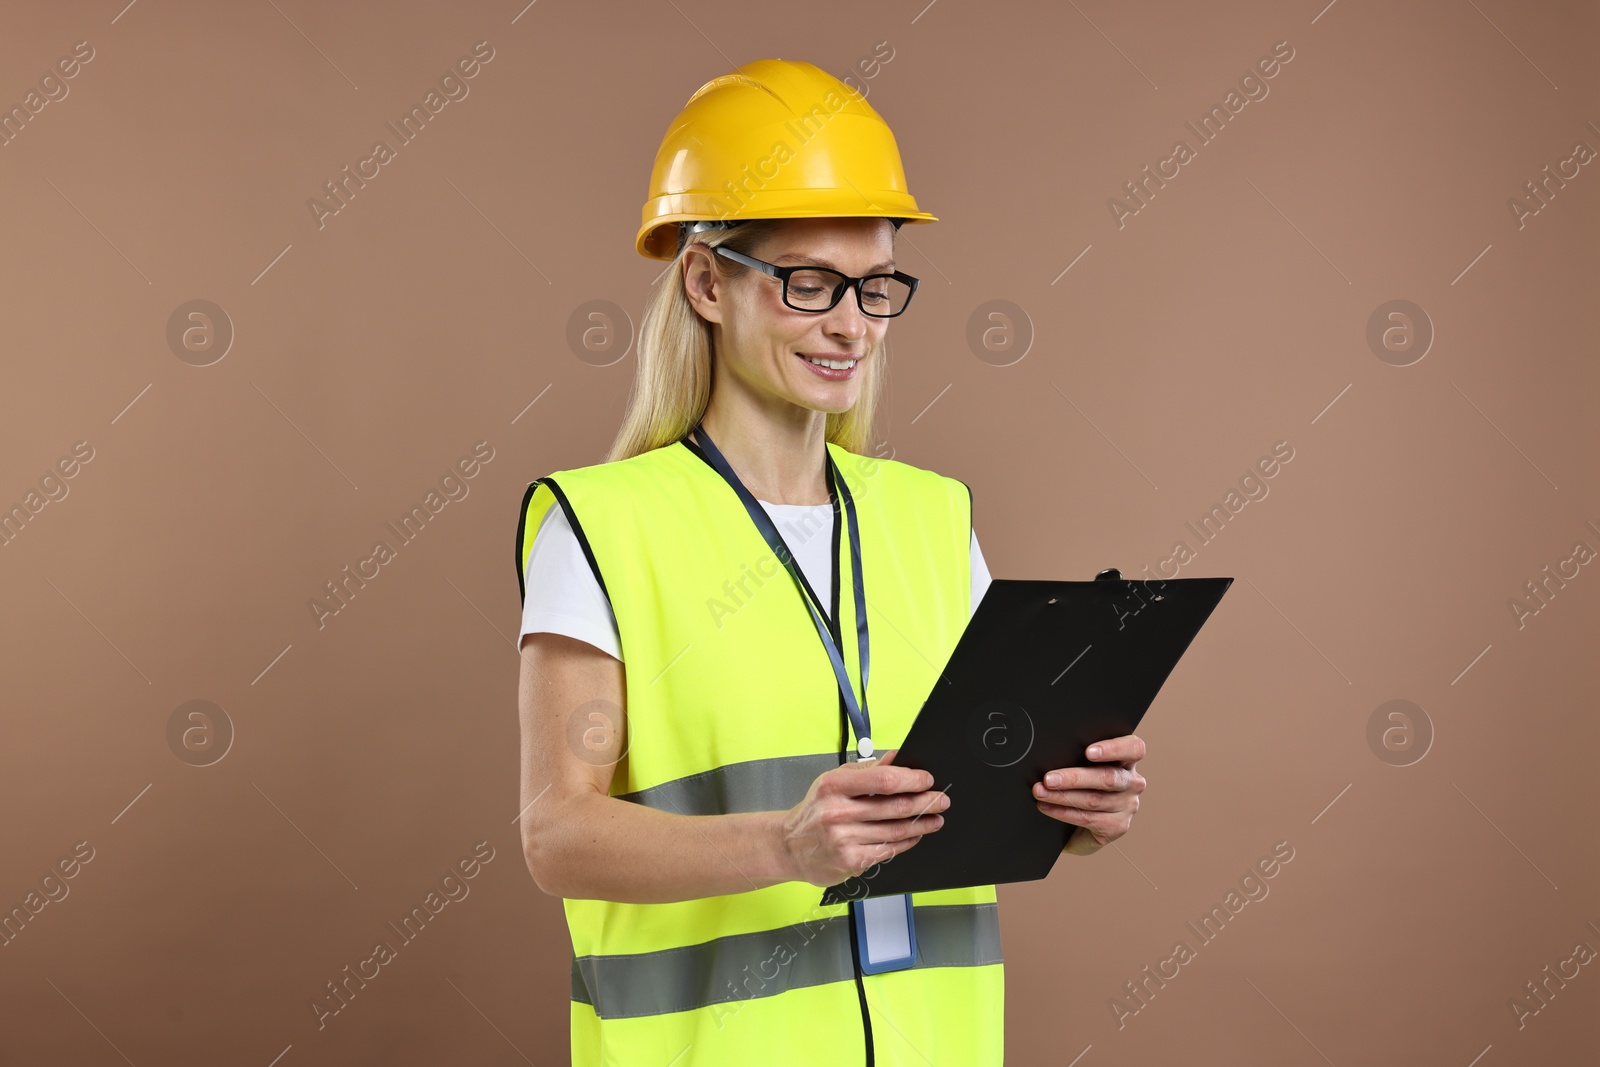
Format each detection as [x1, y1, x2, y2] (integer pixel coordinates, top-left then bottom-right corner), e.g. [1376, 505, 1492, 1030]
[1032, 733, 1147, 856]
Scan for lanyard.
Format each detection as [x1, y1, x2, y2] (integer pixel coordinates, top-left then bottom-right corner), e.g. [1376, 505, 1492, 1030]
[684, 420, 875, 758]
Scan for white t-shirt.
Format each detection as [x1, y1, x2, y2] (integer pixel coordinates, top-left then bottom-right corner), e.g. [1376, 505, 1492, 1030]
[519, 500, 993, 661]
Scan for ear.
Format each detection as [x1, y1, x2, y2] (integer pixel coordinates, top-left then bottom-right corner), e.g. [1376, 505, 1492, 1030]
[681, 244, 725, 325]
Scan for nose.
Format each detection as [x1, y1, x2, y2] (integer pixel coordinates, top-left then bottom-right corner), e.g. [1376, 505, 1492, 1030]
[823, 286, 871, 343]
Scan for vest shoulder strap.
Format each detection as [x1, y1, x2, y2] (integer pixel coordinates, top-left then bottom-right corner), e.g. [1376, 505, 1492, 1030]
[514, 443, 686, 607]
[515, 441, 973, 606]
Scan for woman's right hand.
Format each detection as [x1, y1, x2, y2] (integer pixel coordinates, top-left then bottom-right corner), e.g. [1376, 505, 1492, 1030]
[779, 749, 950, 887]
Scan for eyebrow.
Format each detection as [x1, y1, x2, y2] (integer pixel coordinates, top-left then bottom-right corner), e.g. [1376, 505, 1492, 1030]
[774, 253, 896, 274]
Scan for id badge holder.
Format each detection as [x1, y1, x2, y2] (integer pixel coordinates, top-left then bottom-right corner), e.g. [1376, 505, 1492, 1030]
[851, 892, 918, 975]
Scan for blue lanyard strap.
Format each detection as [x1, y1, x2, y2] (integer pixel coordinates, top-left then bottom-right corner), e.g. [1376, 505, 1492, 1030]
[686, 421, 874, 757]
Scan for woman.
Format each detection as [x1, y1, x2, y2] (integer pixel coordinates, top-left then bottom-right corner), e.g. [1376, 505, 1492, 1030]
[515, 58, 1146, 1066]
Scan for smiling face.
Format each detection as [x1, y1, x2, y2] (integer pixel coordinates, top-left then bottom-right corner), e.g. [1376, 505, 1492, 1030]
[682, 216, 897, 423]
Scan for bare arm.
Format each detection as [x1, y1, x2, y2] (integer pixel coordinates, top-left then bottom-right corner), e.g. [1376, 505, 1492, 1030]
[517, 631, 948, 904]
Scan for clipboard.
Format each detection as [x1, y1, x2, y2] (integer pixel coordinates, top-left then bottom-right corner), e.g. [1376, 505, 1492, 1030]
[820, 569, 1232, 905]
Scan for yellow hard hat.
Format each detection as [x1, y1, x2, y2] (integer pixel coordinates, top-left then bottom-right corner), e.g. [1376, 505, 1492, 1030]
[635, 58, 938, 260]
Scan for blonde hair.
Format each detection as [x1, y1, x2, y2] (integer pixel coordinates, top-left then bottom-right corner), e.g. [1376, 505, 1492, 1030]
[603, 219, 891, 464]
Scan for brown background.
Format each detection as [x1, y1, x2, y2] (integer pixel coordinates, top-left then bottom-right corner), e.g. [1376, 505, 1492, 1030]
[2, 0, 1596, 1064]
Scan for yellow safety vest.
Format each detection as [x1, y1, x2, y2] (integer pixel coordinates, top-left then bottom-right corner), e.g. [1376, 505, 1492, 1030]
[516, 438, 1003, 1066]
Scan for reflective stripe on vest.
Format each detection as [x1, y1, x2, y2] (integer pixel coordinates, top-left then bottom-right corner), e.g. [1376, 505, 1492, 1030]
[570, 901, 1001, 1018]
[517, 440, 1004, 1066]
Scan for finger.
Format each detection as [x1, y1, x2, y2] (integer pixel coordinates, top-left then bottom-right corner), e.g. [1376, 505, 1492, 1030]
[1032, 786, 1140, 814]
[854, 747, 900, 770]
[864, 825, 934, 870]
[1039, 766, 1145, 794]
[857, 809, 944, 843]
[1036, 801, 1119, 830]
[830, 763, 936, 799]
[853, 789, 950, 822]
[1085, 734, 1146, 763]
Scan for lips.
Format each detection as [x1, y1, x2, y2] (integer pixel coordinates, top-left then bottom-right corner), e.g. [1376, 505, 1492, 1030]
[795, 351, 859, 380]
[797, 352, 859, 368]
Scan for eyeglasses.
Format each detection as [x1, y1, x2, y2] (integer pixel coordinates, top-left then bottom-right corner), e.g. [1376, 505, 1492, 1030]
[712, 246, 920, 318]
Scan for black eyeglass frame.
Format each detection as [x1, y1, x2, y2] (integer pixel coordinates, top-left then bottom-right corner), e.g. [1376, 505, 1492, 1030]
[711, 245, 921, 318]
